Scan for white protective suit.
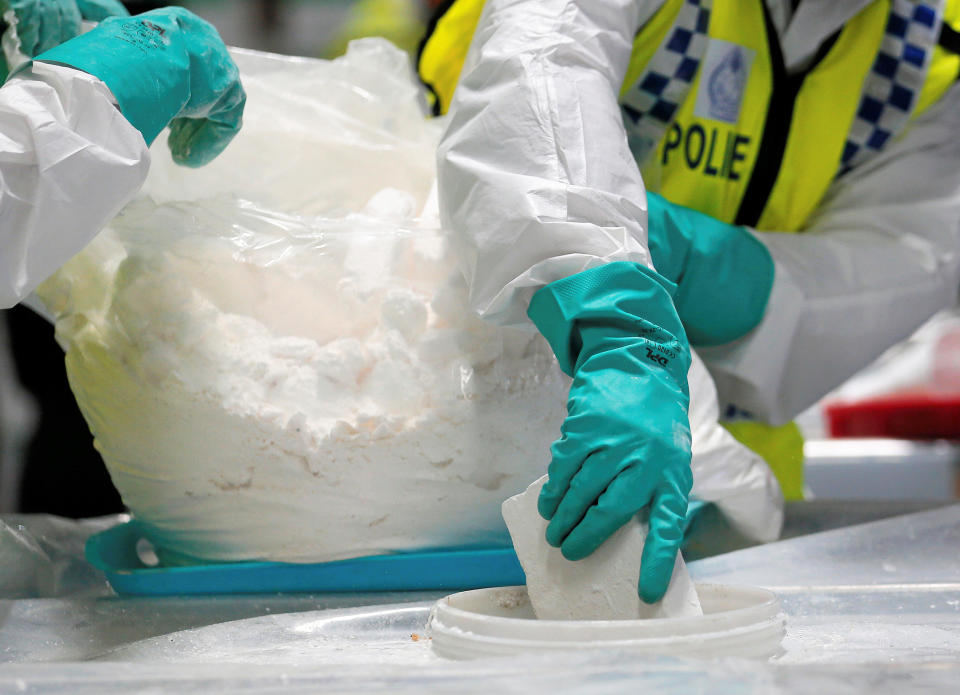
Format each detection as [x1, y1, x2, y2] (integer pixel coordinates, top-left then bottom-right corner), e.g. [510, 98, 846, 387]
[437, 0, 960, 425]
[0, 61, 146, 515]
[0, 62, 149, 309]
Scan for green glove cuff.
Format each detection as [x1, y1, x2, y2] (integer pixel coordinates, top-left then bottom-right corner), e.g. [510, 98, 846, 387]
[36, 16, 190, 145]
[527, 261, 687, 380]
[646, 192, 775, 346]
[0, 0, 129, 83]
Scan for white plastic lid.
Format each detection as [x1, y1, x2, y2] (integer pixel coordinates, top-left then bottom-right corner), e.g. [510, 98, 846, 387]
[429, 583, 784, 660]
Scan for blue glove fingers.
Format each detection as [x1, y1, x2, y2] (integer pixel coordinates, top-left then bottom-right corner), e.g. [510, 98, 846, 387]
[1, 0, 84, 77]
[643, 192, 688, 284]
[163, 9, 244, 166]
[638, 481, 691, 604]
[167, 80, 245, 167]
[36, 7, 245, 159]
[558, 468, 657, 561]
[75, 0, 128, 21]
[645, 193, 774, 346]
[537, 429, 589, 520]
[33, 0, 80, 55]
[10, 2, 43, 56]
[543, 451, 621, 548]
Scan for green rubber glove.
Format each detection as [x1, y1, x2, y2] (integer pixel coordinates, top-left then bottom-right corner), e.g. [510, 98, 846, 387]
[35, 7, 245, 167]
[75, 0, 128, 22]
[645, 192, 775, 346]
[0, 0, 129, 81]
[528, 261, 694, 604]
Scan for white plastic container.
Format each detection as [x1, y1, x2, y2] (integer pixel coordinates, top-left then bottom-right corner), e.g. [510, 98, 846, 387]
[429, 583, 784, 660]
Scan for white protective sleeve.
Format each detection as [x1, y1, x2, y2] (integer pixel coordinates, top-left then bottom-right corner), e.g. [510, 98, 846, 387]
[0, 62, 150, 309]
[437, 0, 659, 327]
[700, 83, 960, 425]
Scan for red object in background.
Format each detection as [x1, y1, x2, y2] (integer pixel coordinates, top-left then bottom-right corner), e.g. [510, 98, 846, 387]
[826, 392, 960, 440]
[827, 322, 960, 440]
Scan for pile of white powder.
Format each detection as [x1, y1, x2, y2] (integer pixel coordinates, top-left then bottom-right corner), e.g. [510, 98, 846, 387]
[33, 42, 570, 563]
[41, 190, 569, 563]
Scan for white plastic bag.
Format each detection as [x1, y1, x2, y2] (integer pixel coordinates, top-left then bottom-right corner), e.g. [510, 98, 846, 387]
[39, 42, 569, 563]
[38, 40, 780, 564]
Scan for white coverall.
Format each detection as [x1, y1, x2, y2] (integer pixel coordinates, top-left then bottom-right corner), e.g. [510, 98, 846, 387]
[0, 62, 147, 511]
[437, 0, 960, 425]
[0, 62, 149, 309]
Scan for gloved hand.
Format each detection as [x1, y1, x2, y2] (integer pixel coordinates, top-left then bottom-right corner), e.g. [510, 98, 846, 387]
[528, 261, 694, 604]
[0, 0, 128, 80]
[645, 192, 775, 346]
[34, 7, 245, 167]
[75, 0, 129, 21]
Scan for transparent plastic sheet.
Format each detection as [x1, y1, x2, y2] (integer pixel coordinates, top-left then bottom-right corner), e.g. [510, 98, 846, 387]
[35, 41, 570, 564]
[691, 505, 960, 667]
[1, 508, 958, 691]
[25, 41, 783, 566]
[0, 660, 958, 695]
[142, 44, 442, 217]
[689, 504, 960, 588]
[0, 320, 37, 514]
[0, 514, 120, 599]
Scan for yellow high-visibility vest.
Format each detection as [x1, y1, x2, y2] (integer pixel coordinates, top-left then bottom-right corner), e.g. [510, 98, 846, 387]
[418, 0, 960, 499]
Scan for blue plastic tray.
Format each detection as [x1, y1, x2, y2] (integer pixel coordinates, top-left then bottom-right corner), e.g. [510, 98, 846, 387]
[86, 521, 525, 596]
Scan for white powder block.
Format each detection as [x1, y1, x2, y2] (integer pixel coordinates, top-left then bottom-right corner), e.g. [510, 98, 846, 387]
[502, 476, 703, 621]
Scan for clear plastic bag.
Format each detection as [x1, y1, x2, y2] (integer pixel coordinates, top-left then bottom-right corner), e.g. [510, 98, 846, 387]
[143, 43, 442, 216]
[0, 514, 119, 598]
[38, 42, 569, 563]
[37, 40, 780, 565]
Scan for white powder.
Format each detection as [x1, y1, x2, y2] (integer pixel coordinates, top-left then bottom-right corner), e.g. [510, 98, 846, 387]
[502, 476, 702, 621]
[32, 43, 573, 563]
[44, 195, 569, 564]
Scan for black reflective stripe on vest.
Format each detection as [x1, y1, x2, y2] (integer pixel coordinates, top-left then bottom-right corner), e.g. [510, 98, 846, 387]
[416, 0, 459, 116]
[939, 19, 960, 84]
[735, 4, 841, 227]
[940, 19, 960, 53]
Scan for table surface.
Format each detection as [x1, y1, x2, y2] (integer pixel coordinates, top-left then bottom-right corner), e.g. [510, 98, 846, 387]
[1, 502, 958, 693]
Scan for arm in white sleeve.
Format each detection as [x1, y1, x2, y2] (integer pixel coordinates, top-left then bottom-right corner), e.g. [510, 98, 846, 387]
[699, 83, 960, 425]
[436, 0, 658, 327]
[0, 61, 150, 309]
